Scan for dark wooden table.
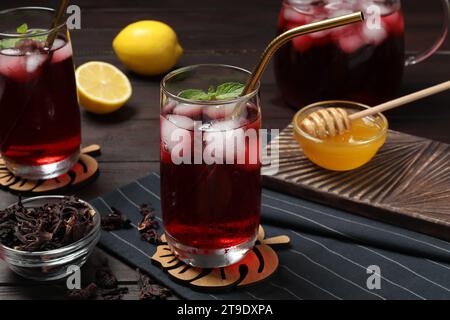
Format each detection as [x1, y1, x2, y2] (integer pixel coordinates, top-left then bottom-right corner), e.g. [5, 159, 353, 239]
[0, 0, 449, 299]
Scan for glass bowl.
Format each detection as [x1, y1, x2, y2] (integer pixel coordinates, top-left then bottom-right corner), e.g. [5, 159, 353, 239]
[293, 101, 388, 171]
[0, 196, 100, 281]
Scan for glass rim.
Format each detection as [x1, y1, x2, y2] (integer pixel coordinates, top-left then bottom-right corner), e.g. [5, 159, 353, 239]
[0, 195, 101, 256]
[293, 100, 388, 145]
[0, 7, 66, 38]
[161, 64, 260, 105]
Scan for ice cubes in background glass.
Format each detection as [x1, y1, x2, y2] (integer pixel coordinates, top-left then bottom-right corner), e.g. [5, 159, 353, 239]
[292, 35, 313, 52]
[325, 0, 349, 11]
[0, 41, 53, 81]
[51, 39, 72, 64]
[0, 48, 22, 56]
[284, 5, 313, 23]
[360, 21, 387, 45]
[0, 51, 22, 80]
[51, 38, 66, 51]
[338, 33, 365, 53]
[25, 53, 47, 73]
[332, 6, 355, 17]
[0, 52, 32, 82]
[361, 0, 393, 16]
[310, 27, 332, 39]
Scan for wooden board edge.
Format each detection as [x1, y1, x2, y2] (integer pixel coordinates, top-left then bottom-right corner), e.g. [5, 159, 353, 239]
[262, 175, 450, 242]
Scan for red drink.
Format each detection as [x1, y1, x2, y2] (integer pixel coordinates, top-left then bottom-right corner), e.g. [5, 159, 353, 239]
[161, 104, 261, 250]
[0, 37, 81, 178]
[274, 0, 405, 107]
[160, 64, 262, 267]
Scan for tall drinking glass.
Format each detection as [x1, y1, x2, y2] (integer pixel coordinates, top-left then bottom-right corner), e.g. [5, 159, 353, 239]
[160, 64, 261, 268]
[0, 7, 81, 179]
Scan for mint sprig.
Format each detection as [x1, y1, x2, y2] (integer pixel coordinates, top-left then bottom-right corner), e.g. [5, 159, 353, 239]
[177, 89, 210, 100]
[178, 82, 245, 101]
[0, 25, 47, 50]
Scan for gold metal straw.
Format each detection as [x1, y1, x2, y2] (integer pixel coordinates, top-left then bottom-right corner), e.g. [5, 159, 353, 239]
[45, 0, 70, 50]
[242, 12, 364, 95]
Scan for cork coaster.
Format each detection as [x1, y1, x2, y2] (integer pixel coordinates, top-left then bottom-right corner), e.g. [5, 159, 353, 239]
[152, 226, 290, 290]
[0, 144, 100, 195]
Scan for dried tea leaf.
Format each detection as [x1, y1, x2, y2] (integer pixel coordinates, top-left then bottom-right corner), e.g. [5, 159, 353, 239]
[68, 283, 97, 300]
[101, 207, 131, 231]
[0, 197, 96, 252]
[137, 269, 171, 300]
[101, 287, 129, 300]
[137, 204, 161, 245]
[95, 268, 118, 289]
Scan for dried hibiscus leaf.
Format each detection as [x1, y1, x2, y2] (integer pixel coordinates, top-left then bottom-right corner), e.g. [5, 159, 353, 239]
[137, 269, 171, 300]
[0, 196, 96, 252]
[67, 283, 98, 300]
[137, 204, 161, 245]
[140, 229, 162, 245]
[138, 213, 159, 231]
[101, 287, 129, 300]
[95, 268, 118, 289]
[100, 207, 131, 231]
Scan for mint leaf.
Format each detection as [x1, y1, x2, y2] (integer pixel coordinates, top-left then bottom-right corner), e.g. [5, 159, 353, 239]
[0, 38, 18, 49]
[215, 82, 244, 100]
[17, 23, 28, 34]
[207, 85, 216, 99]
[0, 28, 47, 50]
[177, 82, 245, 101]
[178, 89, 211, 100]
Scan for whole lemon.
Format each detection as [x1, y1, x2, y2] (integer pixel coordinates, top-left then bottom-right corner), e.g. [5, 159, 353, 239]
[113, 21, 183, 76]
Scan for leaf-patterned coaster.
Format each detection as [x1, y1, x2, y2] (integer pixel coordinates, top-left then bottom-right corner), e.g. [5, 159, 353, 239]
[152, 226, 290, 291]
[0, 144, 100, 195]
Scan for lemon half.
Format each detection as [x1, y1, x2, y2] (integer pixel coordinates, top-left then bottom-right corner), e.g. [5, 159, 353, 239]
[76, 61, 132, 114]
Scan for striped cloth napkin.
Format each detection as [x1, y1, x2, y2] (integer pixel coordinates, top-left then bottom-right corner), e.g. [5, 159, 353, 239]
[91, 172, 450, 300]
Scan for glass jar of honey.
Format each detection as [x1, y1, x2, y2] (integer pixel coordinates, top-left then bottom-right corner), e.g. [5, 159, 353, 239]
[293, 101, 388, 171]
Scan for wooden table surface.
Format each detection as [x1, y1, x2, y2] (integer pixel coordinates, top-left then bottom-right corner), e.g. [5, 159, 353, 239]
[0, 0, 449, 299]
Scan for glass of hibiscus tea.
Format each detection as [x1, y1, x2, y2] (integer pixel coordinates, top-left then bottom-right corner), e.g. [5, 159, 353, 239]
[160, 13, 364, 267]
[160, 64, 262, 268]
[0, 7, 81, 179]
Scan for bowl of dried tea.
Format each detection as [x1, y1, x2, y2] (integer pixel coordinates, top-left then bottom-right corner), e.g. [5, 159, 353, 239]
[0, 196, 100, 281]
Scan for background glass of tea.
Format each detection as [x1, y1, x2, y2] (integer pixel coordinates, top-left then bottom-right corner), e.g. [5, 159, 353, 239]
[274, 0, 450, 108]
[0, 7, 81, 179]
[160, 64, 261, 268]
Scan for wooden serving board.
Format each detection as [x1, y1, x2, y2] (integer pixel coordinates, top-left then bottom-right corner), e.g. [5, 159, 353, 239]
[262, 125, 450, 241]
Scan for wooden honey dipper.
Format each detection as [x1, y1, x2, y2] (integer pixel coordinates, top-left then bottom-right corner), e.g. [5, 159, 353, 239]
[300, 81, 450, 139]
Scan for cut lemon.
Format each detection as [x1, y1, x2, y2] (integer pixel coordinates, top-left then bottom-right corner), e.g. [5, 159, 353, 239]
[76, 61, 132, 114]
